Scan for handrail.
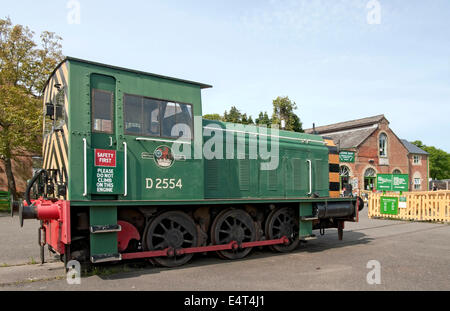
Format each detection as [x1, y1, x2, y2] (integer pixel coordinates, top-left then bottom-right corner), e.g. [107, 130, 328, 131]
[202, 126, 327, 145]
[136, 137, 191, 145]
[83, 138, 87, 197]
[307, 160, 312, 195]
[123, 141, 127, 197]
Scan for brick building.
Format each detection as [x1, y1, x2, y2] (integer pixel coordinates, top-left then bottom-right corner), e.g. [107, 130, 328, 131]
[0, 154, 37, 194]
[305, 115, 429, 193]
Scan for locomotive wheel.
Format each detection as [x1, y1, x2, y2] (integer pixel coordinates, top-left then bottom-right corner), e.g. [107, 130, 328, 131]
[265, 207, 300, 253]
[211, 208, 256, 260]
[144, 211, 198, 267]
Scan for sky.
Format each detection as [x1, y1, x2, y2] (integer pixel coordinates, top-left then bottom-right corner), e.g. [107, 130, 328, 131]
[2, 0, 449, 151]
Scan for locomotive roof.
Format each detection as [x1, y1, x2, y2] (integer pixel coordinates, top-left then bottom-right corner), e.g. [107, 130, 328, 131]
[204, 120, 325, 145]
[42, 56, 213, 93]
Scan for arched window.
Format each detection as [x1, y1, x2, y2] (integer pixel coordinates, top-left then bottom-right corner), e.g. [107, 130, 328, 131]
[364, 168, 376, 177]
[340, 165, 351, 192]
[393, 169, 402, 174]
[340, 165, 351, 177]
[379, 133, 387, 157]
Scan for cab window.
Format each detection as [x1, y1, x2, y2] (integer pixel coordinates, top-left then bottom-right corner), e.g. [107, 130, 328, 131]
[54, 88, 66, 129]
[143, 97, 160, 136]
[92, 89, 113, 133]
[124, 94, 142, 134]
[123, 94, 192, 140]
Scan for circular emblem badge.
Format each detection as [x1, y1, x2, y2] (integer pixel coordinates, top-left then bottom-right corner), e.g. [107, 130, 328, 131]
[153, 145, 175, 168]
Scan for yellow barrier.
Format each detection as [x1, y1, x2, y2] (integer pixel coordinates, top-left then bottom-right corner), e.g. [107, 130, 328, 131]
[368, 190, 450, 223]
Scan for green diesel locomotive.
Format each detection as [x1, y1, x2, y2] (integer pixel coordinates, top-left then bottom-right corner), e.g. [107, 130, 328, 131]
[16, 57, 363, 267]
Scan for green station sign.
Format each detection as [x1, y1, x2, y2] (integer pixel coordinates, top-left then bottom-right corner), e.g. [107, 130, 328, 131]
[377, 174, 393, 191]
[380, 196, 399, 215]
[392, 174, 409, 191]
[376, 174, 409, 192]
[339, 151, 355, 163]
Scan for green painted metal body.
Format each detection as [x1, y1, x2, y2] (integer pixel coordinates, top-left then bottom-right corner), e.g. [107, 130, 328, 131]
[64, 58, 330, 204]
[67, 58, 205, 203]
[203, 120, 329, 199]
[299, 202, 313, 238]
[90, 206, 118, 258]
[43, 57, 355, 259]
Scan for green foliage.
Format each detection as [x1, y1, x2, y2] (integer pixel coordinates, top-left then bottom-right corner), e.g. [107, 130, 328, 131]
[0, 85, 42, 156]
[241, 113, 254, 125]
[271, 96, 303, 132]
[255, 111, 271, 126]
[247, 115, 254, 125]
[412, 141, 450, 180]
[223, 106, 242, 123]
[203, 113, 223, 121]
[0, 17, 63, 196]
[207, 96, 303, 132]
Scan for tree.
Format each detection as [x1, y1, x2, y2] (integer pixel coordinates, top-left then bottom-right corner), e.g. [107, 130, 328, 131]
[208, 96, 304, 132]
[412, 141, 450, 180]
[255, 111, 271, 126]
[223, 106, 242, 123]
[271, 96, 303, 132]
[203, 113, 222, 121]
[242, 113, 254, 125]
[0, 17, 63, 198]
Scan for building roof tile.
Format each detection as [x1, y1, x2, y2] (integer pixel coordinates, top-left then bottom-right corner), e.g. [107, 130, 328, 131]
[305, 115, 385, 135]
[400, 139, 429, 155]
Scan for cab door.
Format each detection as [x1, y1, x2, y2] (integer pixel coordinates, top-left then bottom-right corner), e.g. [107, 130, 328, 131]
[91, 74, 116, 150]
[89, 74, 122, 262]
[89, 74, 123, 196]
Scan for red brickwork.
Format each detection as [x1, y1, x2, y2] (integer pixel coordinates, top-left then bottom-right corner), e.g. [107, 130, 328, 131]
[408, 154, 429, 191]
[338, 119, 428, 192]
[0, 156, 34, 193]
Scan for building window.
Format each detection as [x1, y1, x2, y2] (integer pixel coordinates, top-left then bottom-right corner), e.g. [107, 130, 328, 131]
[413, 155, 421, 164]
[414, 178, 421, 190]
[124, 94, 193, 140]
[340, 165, 351, 191]
[365, 168, 376, 178]
[364, 168, 377, 191]
[393, 169, 402, 174]
[379, 133, 387, 157]
[340, 165, 351, 177]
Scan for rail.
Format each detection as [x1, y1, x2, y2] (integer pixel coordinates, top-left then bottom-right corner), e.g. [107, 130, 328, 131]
[368, 190, 450, 223]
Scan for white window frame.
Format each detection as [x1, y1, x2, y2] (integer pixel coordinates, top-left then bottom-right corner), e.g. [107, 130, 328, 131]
[414, 178, 421, 190]
[379, 133, 388, 158]
[413, 155, 421, 165]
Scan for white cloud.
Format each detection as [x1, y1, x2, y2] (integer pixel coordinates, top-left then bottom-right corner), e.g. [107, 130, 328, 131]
[239, 0, 391, 39]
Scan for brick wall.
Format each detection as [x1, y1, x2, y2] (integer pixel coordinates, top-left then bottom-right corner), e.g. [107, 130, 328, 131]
[341, 120, 410, 192]
[0, 156, 34, 193]
[408, 154, 429, 191]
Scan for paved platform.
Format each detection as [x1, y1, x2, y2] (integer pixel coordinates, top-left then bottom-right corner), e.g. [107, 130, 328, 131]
[0, 209, 449, 291]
